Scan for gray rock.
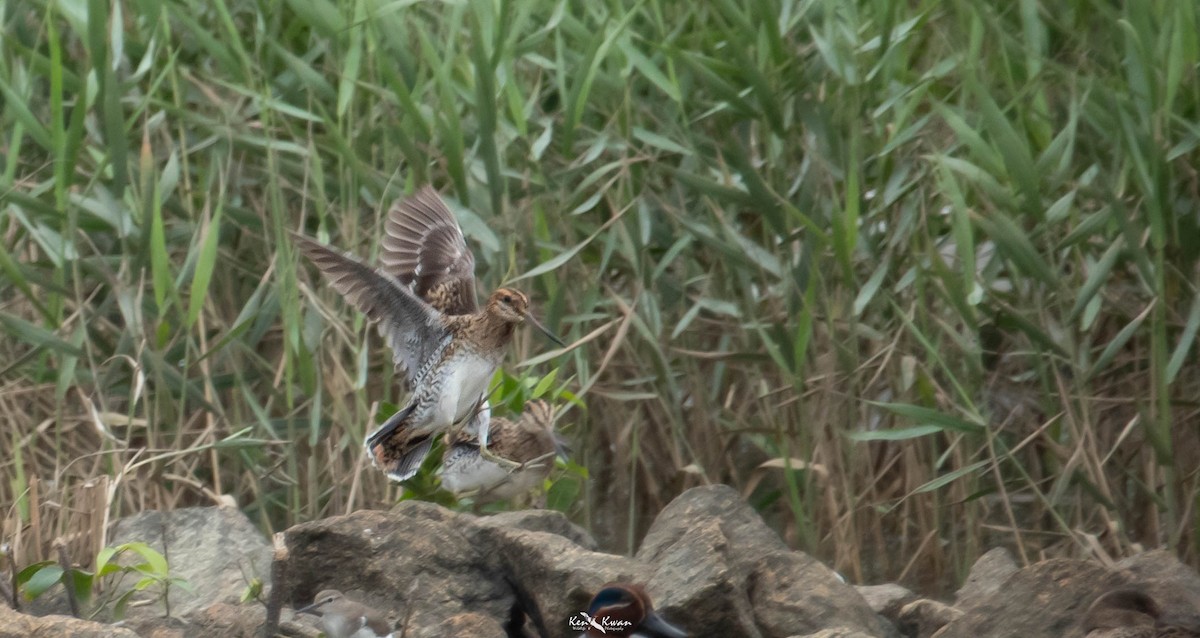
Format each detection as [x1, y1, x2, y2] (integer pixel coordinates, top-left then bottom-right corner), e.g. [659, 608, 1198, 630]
[475, 508, 599, 551]
[933, 559, 1126, 638]
[643, 518, 760, 637]
[109, 506, 272, 618]
[125, 602, 320, 638]
[856, 583, 916, 618]
[422, 611, 507, 637]
[789, 630, 878, 638]
[281, 502, 640, 637]
[898, 599, 962, 638]
[637, 485, 889, 638]
[954, 547, 1018, 609]
[928, 551, 1200, 638]
[0, 605, 138, 637]
[476, 516, 647, 633]
[279, 486, 891, 638]
[1114, 550, 1200, 617]
[282, 504, 509, 632]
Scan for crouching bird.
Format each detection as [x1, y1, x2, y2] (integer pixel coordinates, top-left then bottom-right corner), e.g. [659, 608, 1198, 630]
[439, 399, 567, 505]
[296, 589, 394, 638]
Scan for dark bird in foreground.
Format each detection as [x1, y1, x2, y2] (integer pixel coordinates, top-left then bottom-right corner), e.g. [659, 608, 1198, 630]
[577, 583, 687, 638]
[294, 187, 562, 481]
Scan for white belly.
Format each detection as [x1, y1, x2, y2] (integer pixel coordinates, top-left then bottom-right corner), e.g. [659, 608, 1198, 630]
[440, 451, 509, 494]
[434, 355, 497, 428]
[322, 616, 392, 638]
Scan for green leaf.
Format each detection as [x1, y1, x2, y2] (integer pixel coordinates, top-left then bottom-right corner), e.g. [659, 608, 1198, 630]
[22, 565, 64, 599]
[973, 210, 1056, 285]
[531, 369, 558, 398]
[187, 202, 223, 329]
[1068, 238, 1122, 322]
[0, 312, 84, 357]
[336, 0, 366, 117]
[913, 460, 990, 494]
[847, 424, 946, 441]
[113, 590, 138, 620]
[116, 542, 169, 576]
[853, 261, 889, 317]
[1088, 303, 1153, 380]
[866, 402, 986, 433]
[1167, 292, 1200, 384]
[620, 40, 681, 101]
[975, 82, 1040, 214]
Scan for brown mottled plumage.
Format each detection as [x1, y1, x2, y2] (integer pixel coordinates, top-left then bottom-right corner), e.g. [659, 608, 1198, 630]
[439, 399, 562, 503]
[1083, 589, 1200, 638]
[380, 185, 477, 317]
[294, 188, 562, 482]
[380, 192, 504, 450]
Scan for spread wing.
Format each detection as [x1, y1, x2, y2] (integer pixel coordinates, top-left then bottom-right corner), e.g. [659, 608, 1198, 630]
[294, 233, 448, 388]
[380, 185, 478, 315]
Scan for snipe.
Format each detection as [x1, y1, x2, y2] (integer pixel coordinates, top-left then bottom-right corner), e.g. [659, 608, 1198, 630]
[294, 186, 562, 481]
[438, 399, 566, 504]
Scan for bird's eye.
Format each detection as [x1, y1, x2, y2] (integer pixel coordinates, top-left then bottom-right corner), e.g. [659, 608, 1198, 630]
[502, 295, 512, 304]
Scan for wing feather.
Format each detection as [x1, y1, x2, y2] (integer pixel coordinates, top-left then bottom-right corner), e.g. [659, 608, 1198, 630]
[380, 185, 478, 315]
[294, 233, 448, 387]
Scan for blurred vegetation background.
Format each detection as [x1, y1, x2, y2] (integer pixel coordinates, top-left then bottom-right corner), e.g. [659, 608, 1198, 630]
[1, 0, 1198, 594]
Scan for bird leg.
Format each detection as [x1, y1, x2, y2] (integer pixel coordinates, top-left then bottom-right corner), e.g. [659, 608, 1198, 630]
[460, 397, 523, 471]
[519, 450, 557, 472]
[478, 438, 522, 472]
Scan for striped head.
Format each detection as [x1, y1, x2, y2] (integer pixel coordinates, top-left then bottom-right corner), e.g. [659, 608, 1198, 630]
[486, 288, 530, 324]
[486, 288, 564, 346]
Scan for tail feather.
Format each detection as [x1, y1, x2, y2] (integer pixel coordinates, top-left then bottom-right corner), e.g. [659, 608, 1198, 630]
[365, 403, 435, 482]
[366, 403, 416, 449]
[375, 435, 433, 482]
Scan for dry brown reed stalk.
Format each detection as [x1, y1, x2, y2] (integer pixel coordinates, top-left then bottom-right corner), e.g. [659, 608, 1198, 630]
[262, 533, 287, 638]
[52, 538, 78, 617]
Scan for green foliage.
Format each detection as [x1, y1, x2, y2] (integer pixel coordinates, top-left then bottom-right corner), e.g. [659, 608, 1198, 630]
[17, 543, 190, 620]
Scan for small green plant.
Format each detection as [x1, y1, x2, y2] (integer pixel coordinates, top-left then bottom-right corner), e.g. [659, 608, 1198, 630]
[17, 542, 191, 620]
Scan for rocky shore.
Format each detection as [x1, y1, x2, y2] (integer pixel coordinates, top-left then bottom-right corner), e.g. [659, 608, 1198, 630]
[3, 486, 1197, 638]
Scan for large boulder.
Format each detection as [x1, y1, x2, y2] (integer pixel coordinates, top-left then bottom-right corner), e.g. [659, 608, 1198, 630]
[0, 605, 139, 638]
[109, 506, 273, 619]
[637, 486, 890, 638]
[281, 501, 642, 638]
[279, 486, 890, 638]
[952, 547, 1017, 609]
[10, 487, 1200, 638]
[931, 550, 1200, 638]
